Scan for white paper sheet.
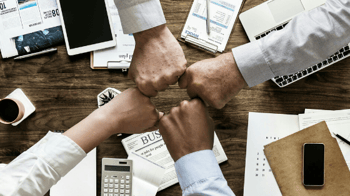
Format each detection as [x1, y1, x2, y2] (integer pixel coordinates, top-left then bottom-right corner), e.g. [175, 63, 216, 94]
[128, 153, 165, 196]
[180, 0, 242, 52]
[299, 110, 350, 169]
[50, 148, 96, 196]
[244, 112, 299, 196]
[299, 110, 350, 130]
[304, 108, 350, 114]
[0, 164, 7, 172]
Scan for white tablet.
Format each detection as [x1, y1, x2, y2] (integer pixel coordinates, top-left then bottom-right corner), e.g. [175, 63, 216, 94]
[57, 0, 116, 56]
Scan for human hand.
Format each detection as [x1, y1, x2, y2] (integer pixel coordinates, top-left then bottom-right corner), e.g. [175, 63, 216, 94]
[159, 99, 214, 162]
[97, 88, 163, 134]
[129, 24, 187, 97]
[178, 52, 248, 109]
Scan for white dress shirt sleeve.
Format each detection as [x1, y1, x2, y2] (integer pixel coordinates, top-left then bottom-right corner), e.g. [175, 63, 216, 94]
[232, 0, 350, 87]
[0, 131, 86, 196]
[175, 150, 235, 196]
[114, 0, 166, 34]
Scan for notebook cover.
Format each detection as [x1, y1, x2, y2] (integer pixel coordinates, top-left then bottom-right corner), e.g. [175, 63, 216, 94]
[264, 121, 350, 196]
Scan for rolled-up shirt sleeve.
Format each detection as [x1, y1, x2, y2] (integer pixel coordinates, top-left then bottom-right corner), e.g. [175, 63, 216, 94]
[175, 150, 235, 196]
[0, 131, 86, 196]
[114, 0, 166, 34]
[232, 0, 350, 87]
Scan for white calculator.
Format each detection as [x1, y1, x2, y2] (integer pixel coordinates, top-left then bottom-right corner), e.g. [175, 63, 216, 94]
[101, 158, 133, 196]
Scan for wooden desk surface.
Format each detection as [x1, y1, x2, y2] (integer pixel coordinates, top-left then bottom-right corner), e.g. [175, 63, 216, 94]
[1, 0, 350, 195]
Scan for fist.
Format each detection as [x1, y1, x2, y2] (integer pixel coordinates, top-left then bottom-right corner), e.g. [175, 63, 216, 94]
[99, 88, 163, 134]
[159, 99, 214, 162]
[178, 52, 247, 109]
[129, 24, 187, 97]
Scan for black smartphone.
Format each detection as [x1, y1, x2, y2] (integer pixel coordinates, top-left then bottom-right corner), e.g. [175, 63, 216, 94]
[303, 143, 325, 186]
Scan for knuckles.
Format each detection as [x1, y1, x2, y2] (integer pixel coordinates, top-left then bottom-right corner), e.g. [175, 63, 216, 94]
[169, 106, 180, 115]
[179, 100, 189, 108]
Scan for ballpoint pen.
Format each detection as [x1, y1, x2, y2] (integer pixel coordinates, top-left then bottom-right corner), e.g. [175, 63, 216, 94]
[206, 0, 211, 35]
[333, 132, 350, 146]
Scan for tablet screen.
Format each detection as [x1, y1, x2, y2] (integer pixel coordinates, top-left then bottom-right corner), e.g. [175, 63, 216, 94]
[59, 0, 114, 49]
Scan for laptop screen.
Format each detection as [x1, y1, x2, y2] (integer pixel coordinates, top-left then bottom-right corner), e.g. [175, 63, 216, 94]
[268, 0, 305, 23]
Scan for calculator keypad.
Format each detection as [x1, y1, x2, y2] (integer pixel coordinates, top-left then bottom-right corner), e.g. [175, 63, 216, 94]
[103, 174, 131, 196]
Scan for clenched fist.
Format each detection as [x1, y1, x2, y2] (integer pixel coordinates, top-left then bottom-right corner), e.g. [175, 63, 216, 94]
[98, 88, 163, 134]
[179, 52, 247, 109]
[129, 24, 187, 97]
[159, 99, 214, 161]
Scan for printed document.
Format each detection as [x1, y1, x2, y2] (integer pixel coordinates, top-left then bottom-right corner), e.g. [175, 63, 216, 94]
[122, 130, 228, 191]
[181, 0, 243, 52]
[244, 112, 300, 196]
[299, 110, 350, 169]
[128, 153, 166, 196]
[0, 0, 61, 58]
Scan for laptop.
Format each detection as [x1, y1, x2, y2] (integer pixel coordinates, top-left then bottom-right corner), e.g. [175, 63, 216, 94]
[239, 0, 350, 87]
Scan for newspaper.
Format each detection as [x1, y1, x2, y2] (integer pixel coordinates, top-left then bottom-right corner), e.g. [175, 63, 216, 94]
[0, 0, 63, 58]
[122, 130, 228, 191]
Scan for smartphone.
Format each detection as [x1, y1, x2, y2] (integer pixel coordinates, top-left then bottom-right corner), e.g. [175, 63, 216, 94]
[303, 143, 325, 187]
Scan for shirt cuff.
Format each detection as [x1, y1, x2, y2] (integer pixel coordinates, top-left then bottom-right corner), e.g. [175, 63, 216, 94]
[115, 0, 166, 34]
[232, 41, 275, 87]
[174, 150, 224, 190]
[27, 131, 86, 177]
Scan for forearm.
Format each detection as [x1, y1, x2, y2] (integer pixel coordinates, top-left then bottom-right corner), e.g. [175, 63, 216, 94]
[175, 150, 235, 196]
[0, 132, 86, 196]
[63, 109, 115, 153]
[0, 109, 116, 196]
[114, 0, 166, 34]
[233, 0, 350, 87]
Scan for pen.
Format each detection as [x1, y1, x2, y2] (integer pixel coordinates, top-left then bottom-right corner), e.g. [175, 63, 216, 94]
[333, 132, 350, 146]
[14, 48, 57, 60]
[206, 0, 211, 35]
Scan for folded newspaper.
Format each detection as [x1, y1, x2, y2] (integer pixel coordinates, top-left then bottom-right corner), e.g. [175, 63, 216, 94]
[122, 130, 228, 191]
[0, 0, 64, 58]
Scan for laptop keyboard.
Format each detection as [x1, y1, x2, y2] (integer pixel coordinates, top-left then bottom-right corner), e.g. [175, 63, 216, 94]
[254, 22, 350, 88]
[255, 22, 289, 40]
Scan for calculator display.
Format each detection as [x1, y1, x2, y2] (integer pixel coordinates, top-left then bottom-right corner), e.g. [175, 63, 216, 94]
[105, 165, 130, 172]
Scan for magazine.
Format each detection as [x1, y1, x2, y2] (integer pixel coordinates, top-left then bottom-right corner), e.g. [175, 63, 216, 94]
[0, 0, 63, 58]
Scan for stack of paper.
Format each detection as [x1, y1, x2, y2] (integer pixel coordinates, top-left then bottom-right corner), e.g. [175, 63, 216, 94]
[244, 110, 350, 196]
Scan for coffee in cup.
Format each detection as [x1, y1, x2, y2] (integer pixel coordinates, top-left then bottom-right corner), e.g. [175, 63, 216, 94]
[0, 98, 25, 124]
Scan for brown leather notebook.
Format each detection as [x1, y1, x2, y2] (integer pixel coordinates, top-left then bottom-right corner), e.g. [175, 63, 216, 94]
[264, 121, 350, 196]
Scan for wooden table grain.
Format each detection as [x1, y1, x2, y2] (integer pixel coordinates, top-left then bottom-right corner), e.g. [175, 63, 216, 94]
[1, 0, 350, 195]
